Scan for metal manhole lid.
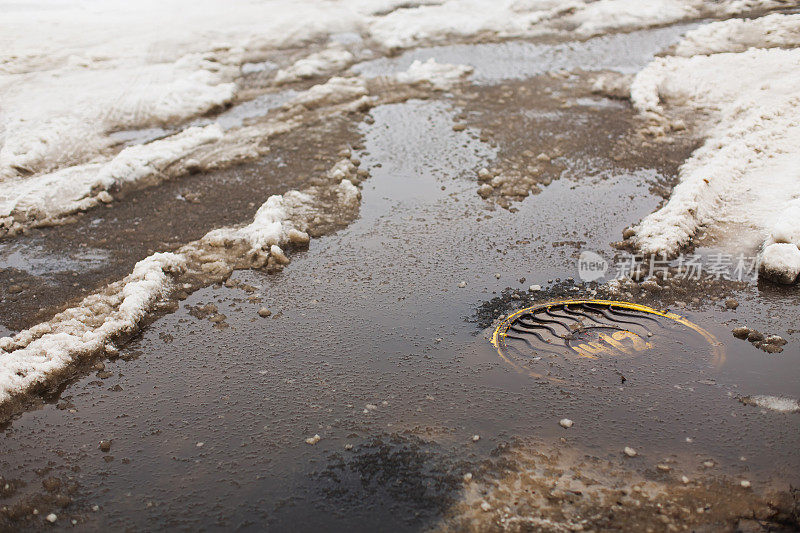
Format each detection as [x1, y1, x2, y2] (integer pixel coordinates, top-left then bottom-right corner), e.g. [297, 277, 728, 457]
[491, 299, 724, 383]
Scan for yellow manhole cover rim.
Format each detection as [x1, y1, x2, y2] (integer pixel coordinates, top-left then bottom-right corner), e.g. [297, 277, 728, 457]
[491, 299, 724, 382]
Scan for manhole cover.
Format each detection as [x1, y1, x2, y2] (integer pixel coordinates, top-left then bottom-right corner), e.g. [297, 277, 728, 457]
[491, 299, 723, 383]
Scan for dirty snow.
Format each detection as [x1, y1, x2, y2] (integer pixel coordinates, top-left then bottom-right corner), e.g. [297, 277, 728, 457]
[0, 57, 235, 180]
[566, 0, 696, 37]
[0, 125, 223, 233]
[394, 58, 473, 90]
[628, 13, 800, 283]
[284, 77, 369, 110]
[759, 243, 800, 285]
[274, 46, 355, 84]
[366, 0, 576, 50]
[0, 252, 185, 404]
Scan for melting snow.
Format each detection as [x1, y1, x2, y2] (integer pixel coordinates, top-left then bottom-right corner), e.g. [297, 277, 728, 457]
[628, 13, 800, 283]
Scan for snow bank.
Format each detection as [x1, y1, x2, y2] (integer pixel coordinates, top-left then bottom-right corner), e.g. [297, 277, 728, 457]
[565, 0, 790, 37]
[394, 59, 473, 90]
[0, 55, 236, 180]
[366, 0, 578, 50]
[0, 253, 184, 403]
[566, 0, 697, 36]
[627, 14, 800, 283]
[0, 125, 223, 233]
[365, 0, 790, 49]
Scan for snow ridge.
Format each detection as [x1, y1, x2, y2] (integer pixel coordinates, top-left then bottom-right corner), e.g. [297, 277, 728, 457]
[628, 14, 800, 284]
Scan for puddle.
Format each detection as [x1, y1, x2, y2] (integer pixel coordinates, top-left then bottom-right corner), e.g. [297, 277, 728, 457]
[192, 89, 300, 131]
[2, 93, 796, 530]
[108, 126, 172, 147]
[351, 24, 696, 83]
[109, 89, 299, 148]
[0, 241, 109, 277]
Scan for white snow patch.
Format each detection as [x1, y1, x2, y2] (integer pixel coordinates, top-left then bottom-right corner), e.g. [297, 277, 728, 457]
[742, 395, 800, 413]
[759, 243, 800, 284]
[628, 16, 800, 272]
[274, 47, 355, 84]
[674, 13, 800, 56]
[395, 58, 473, 90]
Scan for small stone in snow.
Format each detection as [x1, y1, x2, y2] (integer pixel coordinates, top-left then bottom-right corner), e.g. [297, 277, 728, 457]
[725, 298, 739, 309]
[305, 434, 321, 445]
[529, 284, 541, 291]
[559, 418, 573, 428]
[623, 447, 637, 457]
[99, 440, 112, 452]
[494, 273, 501, 279]
[458, 281, 466, 288]
[258, 307, 272, 318]
[46, 514, 57, 523]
